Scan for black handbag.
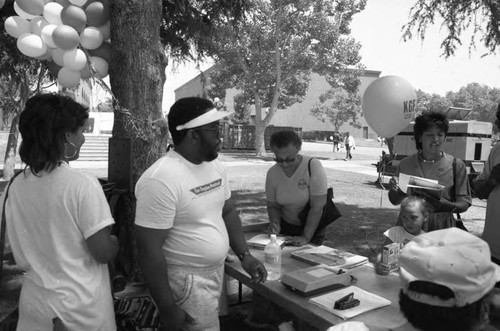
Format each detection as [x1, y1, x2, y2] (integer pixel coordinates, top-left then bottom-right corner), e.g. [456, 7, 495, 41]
[298, 159, 342, 231]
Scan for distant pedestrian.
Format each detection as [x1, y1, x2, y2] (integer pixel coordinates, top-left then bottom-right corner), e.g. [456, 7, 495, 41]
[344, 132, 355, 160]
[332, 131, 341, 152]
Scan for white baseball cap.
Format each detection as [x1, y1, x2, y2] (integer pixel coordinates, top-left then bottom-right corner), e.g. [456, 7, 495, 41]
[399, 228, 500, 307]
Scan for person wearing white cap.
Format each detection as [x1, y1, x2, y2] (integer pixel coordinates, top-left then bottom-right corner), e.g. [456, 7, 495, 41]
[397, 228, 500, 331]
[134, 97, 267, 331]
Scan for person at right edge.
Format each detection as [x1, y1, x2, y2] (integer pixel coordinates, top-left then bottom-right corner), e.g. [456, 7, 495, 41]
[473, 102, 500, 265]
[388, 112, 471, 231]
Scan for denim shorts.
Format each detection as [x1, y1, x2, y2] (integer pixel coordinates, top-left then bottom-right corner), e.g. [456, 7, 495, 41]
[168, 263, 225, 331]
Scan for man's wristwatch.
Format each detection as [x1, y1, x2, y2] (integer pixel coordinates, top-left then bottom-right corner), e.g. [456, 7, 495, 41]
[237, 250, 252, 261]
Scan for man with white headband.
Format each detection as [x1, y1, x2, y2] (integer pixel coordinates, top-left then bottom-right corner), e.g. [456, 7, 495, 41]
[397, 228, 500, 331]
[134, 97, 267, 331]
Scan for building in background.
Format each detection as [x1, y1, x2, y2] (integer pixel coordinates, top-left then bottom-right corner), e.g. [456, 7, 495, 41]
[174, 66, 381, 141]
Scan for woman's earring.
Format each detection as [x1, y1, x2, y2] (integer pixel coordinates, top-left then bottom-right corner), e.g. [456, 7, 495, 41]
[64, 142, 78, 159]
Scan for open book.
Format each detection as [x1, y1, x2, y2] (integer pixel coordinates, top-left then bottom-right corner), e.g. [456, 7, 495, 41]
[399, 173, 444, 199]
[246, 233, 287, 249]
[310, 286, 391, 320]
[291, 245, 368, 270]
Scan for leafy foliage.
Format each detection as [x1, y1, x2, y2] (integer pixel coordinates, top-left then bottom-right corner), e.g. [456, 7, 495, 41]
[415, 89, 452, 114]
[402, 0, 500, 57]
[310, 87, 362, 131]
[445, 83, 500, 121]
[207, 0, 366, 154]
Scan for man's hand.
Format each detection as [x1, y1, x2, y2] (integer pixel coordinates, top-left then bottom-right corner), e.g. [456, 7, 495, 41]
[241, 254, 267, 283]
[159, 304, 193, 331]
[388, 176, 399, 192]
[285, 235, 308, 247]
[268, 220, 280, 235]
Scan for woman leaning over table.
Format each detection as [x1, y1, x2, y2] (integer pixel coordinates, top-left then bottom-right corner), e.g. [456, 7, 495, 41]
[3, 93, 119, 330]
[266, 130, 328, 246]
[388, 111, 471, 231]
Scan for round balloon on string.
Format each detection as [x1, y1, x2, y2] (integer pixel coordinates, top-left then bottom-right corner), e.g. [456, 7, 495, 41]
[61, 5, 87, 32]
[85, 0, 109, 26]
[17, 33, 48, 58]
[4, 16, 31, 38]
[0, 0, 5, 10]
[16, 0, 44, 16]
[29, 16, 49, 36]
[97, 20, 110, 40]
[14, 2, 39, 20]
[88, 40, 110, 61]
[43, 2, 64, 25]
[52, 47, 68, 66]
[55, 0, 71, 7]
[89, 55, 108, 78]
[58, 67, 81, 88]
[80, 27, 103, 49]
[362, 75, 417, 138]
[80, 63, 91, 79]
[41, 24, 58, 48]
[69, 0, 87, 6]
[52, 25, 80, 50]
[63, 48, 87, 71]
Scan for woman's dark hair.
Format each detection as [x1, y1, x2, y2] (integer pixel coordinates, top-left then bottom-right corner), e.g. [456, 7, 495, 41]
[413, 112, 449, 150]
[399, 281, 485, 331]
[19, 93, 89, 174]
[269, 130, 302, 150]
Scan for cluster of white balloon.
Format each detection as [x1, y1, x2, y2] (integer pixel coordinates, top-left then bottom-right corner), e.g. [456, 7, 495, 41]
[3, 0, 110, 89]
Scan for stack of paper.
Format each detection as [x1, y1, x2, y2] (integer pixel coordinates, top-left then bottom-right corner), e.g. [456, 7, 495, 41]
[291, 245, 368, 269]
[246, 233, 287, 249]
[310, 286, 391, 320]
[399, 173, 444, 199]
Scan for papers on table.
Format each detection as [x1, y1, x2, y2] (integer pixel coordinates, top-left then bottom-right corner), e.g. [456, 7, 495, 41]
[291, 245, 368, 270]
[309, 286, 391, 320]
[246, 233, 287, 249]
[399, 173, 444, 199]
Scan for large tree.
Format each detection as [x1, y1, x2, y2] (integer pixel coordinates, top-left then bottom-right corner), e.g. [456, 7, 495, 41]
[403, 0, 500, 57]
[446, 83, 500, 121]
[415, 89, 453, 114]
[207, 0, 366, 155]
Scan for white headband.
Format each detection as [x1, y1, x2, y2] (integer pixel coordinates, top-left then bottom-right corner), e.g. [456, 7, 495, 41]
[175, 108, 232, 131]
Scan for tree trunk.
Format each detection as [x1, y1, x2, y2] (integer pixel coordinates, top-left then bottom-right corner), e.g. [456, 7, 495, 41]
[109, 0, 168, 185]
[108, 1, 168, 282]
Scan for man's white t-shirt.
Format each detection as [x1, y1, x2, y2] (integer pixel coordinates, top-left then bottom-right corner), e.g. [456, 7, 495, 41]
[135, 151, 231, 268]
[4, 163, 115, 330]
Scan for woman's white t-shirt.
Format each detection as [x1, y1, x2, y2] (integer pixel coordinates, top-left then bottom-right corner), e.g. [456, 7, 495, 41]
[4, 164, 115, 330]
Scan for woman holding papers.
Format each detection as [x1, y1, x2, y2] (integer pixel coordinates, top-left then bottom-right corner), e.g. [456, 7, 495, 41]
[388, 112, 471, 231]
[266, 130, 328, 245]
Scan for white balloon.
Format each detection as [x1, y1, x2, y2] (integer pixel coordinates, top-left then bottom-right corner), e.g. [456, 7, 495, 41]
[80, 27, 103, 50]
[52, 47, 69, 66]
[69, 0, 87, 6]
[97, 20, 110, 41]
[14, 2, 38, 20]
[29, 16, 49, 36]
[41, 24, 58, 48]
[362, 76, 418, 138]
[4, 16, 31, 38]
[63, 48, 87, 71]
[17, 33, 48, 58]
[90, 55, 108, 78]
[58, 67, 81, 88]
[43, 2, 63, 25]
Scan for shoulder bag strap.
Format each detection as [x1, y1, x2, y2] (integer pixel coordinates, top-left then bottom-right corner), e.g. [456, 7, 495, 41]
[0, 171, 22, 284]
[452, 157, 461, 220]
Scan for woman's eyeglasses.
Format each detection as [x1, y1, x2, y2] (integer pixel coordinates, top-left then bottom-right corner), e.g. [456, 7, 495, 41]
[274, 157, 296, 164]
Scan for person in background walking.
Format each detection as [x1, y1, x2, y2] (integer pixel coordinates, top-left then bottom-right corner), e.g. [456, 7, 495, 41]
[344, 132, 355, 160]
[332, 131, 341, 152]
